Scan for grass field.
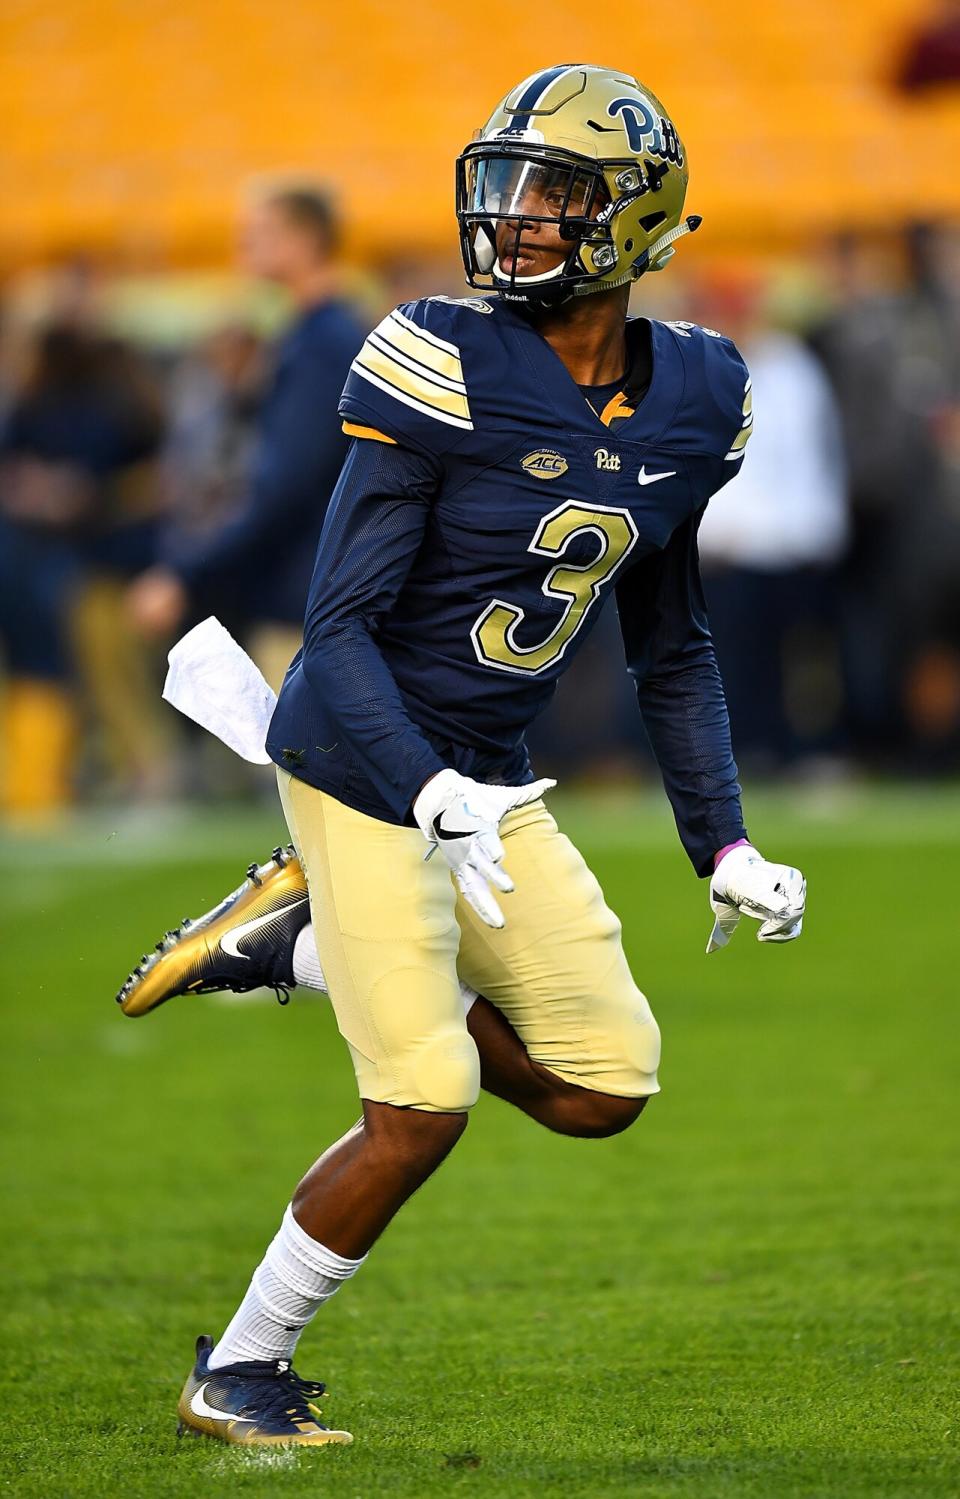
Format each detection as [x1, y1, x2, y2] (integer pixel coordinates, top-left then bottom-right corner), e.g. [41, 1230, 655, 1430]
[1, 783, 958, 1498]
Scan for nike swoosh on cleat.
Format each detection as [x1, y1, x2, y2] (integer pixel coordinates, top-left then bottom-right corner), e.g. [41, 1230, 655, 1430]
[220, 902, 305, 960]
[190, 1382, 255, 1423]
[637, 466, 677, 485]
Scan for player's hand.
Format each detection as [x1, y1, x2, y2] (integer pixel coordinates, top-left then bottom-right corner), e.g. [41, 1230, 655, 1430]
[127, 567, 189, 639]
[707, 844, 806, 953]
[413, 768, 556, 929]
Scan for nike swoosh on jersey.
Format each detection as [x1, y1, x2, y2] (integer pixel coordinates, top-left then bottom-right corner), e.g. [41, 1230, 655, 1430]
[220, 902, 305, 959]
[191, 1382, 255, 1423]
[637, 466, 677, 485]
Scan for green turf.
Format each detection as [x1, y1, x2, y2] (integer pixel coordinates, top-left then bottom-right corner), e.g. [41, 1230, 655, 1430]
[1, 785, 958, 1498]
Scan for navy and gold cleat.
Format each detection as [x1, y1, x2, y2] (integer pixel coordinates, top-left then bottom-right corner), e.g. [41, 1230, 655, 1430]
[177, 1334, 352, 1447]
[115, 846, 310, 1017]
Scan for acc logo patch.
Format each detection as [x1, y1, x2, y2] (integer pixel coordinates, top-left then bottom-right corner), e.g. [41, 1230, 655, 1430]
[521, 450, 569, 480]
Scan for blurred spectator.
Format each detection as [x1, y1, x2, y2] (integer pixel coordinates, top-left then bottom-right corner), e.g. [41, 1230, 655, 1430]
[0, 319, 165, 814]
[896, 0, 960, 92]
[697, 279, 849, 773]
[886, 223, 960, 769]
[812, 222, 960, 768]
[162, 326, 267, 554]
[128, 186, 365, 690]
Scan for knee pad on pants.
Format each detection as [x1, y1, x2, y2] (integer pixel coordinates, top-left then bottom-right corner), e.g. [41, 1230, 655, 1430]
[607, 992, 661, 1096]
[623, 1010, 661, 1094]
[410, 1023, 481, 1113]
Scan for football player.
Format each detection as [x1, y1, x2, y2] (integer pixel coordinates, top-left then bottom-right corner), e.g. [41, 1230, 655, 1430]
[121, 65, 806, 1447]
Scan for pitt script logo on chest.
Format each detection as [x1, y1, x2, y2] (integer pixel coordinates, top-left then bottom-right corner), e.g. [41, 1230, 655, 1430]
[594, 447, 621, 472]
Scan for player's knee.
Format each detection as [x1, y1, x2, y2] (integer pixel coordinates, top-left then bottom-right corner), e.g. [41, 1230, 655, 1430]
[386, 1104, 468, 1169]
[571, 1089, 649, 1138]
[411, 1023, 481, 1114]
[590, 1092, 649, 1137]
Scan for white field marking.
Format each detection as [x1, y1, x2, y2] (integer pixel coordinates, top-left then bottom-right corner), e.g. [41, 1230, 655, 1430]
[0, 804, 286, 869]
[3, 785, 960, 876]
[6, 870, 76, 914]
[98, 1025, 153, 1057]
[213, 1448, 299, 1472]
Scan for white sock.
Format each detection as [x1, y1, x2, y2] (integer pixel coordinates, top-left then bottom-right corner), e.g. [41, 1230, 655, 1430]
[292, 926, 326, 992]
[208, 1205, 365, 1369]
[292, 922, 478, 1017]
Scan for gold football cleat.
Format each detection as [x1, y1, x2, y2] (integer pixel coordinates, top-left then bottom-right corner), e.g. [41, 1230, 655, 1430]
[177, 1335, 352, 1446]
[115, 846, 310, 1017]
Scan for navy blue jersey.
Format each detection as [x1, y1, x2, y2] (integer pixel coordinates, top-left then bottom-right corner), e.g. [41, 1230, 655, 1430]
[267, 296, 753, 874]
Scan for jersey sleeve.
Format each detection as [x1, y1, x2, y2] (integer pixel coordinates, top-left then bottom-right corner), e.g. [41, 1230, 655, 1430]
[698, 328, 753, 470]
[339, 299, 475, 457]
[717, 359, 753, 467]
[668, 322, 754, 495]
[616, 506, 746, 876]
[296, 435, 447, 816]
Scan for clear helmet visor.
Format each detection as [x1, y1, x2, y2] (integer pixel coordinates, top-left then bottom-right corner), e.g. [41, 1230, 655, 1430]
[467, 155, 605, 221]
[464, 152, 609, 281]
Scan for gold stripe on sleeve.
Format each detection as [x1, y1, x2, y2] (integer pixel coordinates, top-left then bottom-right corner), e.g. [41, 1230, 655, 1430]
[341, 421, 398, 445]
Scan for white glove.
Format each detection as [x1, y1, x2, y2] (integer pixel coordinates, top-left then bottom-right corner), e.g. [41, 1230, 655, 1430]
[707, 844, 806, 953]
[413, 768, 556, 929]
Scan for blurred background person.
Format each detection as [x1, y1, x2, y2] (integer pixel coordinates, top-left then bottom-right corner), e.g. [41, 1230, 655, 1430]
[812, 221, 960, 770]
[162, 324, 266, 551]
[895, 0, 960, 91]
[0, 275, 166, 816]
[695, 279, 850, 775]
[127, 186, 365, 692]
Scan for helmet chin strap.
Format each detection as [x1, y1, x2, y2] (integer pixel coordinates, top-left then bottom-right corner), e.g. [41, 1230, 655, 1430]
[491, 257, 567, 287]
[634, 214, 703, 274]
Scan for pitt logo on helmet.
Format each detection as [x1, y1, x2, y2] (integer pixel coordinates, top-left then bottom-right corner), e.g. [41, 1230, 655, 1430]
[521, 450, 569, 479]
[606, 98, 684, 166]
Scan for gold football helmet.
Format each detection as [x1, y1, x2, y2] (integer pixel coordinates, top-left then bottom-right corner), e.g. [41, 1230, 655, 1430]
[456, 63, 700, 305]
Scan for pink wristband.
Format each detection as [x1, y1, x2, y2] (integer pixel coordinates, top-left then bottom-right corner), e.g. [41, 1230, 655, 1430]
[714, 838, 751, 870]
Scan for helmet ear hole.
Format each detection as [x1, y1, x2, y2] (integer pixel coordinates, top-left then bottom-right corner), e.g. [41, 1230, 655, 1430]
[639, 210, 667, 233]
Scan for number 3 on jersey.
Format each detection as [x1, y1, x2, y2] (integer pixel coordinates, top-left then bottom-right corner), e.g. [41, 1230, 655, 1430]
[471, 501, 639, 675]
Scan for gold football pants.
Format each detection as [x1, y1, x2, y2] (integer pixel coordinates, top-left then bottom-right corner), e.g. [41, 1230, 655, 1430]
[277, 771, 660, 1113]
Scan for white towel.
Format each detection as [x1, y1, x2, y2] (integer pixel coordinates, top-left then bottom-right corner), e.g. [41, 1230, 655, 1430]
[162, 616, 277, 765]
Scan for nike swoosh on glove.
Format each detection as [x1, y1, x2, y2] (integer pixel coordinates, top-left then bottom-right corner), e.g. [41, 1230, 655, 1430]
[707, 844, 806, 953]
[413, 768, 556, 929]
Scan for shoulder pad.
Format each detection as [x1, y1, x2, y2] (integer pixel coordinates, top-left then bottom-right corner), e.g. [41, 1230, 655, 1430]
[340, 298, 492, 454]
[663, 320, 753, 463]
